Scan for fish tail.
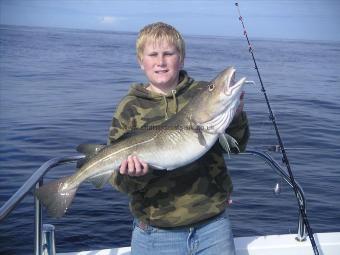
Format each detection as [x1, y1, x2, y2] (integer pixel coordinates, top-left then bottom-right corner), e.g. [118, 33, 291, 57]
[34, 176, 78, 218]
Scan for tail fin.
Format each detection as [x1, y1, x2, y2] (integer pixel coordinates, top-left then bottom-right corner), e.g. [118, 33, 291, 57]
[35, 176, 78, 218]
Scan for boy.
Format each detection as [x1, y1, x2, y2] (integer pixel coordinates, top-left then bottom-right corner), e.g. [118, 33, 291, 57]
[108, 22, 249, 255]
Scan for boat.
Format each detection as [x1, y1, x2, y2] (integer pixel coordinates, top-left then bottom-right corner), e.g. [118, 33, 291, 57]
[1, 150, 339, 255]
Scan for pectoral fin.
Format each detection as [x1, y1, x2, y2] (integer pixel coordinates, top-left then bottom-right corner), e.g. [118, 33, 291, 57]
[186, 115, 207, 147]
[219, 133, 239, 157]
[196, 129, 207, 146]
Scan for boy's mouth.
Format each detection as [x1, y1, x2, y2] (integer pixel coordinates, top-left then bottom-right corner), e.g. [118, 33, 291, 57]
[155, 69, 168, 74]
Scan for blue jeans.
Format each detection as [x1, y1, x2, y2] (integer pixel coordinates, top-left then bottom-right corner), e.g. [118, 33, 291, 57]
[131, 210, 236, 255]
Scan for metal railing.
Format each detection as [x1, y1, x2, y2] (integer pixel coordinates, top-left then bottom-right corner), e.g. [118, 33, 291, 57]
[0, 150, 307, 254]
[238, 150, 307, 241]
[0, 155, 84, 255]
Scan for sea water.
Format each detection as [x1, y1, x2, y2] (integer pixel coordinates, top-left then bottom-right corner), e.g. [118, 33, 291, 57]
[0, 25, 339, 254]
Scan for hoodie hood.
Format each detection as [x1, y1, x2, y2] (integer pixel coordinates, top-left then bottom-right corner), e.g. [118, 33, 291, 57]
[127, 70, 195, 120]
[127, 70, 194, 100]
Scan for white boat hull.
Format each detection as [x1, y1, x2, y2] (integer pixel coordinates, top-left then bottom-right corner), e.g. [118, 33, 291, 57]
[57, 232, 340, 255]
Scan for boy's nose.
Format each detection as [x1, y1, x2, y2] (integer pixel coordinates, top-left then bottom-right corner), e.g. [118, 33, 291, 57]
[157, 55, 165, 66]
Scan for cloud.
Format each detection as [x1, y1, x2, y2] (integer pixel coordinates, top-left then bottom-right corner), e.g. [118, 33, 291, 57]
[100, 16, 119, 24]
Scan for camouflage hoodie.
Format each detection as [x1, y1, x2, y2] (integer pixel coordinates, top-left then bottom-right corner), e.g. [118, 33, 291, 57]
[108, 70, 250, 228]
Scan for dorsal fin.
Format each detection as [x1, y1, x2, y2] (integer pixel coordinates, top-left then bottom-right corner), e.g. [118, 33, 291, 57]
[76, 144, 106, 169]
[76, 144, 106, 156]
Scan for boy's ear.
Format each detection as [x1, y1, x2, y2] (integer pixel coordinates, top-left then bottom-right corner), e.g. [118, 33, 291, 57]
[137, 58, 144, 70]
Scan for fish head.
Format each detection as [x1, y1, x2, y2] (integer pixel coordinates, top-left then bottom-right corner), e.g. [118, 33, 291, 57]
[191, 66, 246, 132]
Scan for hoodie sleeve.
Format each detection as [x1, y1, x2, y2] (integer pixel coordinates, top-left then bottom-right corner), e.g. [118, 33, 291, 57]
[107, 96, 135, 144]
[107, 97, 157, 194]
[225, 111, 250, 152]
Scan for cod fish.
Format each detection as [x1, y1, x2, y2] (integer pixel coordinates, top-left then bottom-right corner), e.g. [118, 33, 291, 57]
[35, 66, 246, 218]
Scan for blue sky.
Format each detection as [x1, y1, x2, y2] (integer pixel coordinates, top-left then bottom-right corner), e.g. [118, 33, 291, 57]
[1, 0, 339, 41]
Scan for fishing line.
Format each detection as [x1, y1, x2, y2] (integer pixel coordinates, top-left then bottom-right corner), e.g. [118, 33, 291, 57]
[234, 2, 320, 255]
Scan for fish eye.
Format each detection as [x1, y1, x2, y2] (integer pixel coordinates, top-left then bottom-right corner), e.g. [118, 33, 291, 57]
[208, 83, 215, 91]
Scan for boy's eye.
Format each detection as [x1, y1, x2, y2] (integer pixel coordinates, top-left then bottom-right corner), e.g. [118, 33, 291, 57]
[147, 52, 176, 57]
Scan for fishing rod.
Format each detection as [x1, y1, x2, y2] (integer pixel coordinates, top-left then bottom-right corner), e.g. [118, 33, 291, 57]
[234, 2, 320, 255]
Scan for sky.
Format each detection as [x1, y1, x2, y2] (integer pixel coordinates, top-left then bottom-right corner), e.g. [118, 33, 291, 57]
[0, 0, 339, 41]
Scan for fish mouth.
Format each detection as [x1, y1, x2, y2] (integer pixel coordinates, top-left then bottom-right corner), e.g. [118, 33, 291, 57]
[223, 67, 246, 95]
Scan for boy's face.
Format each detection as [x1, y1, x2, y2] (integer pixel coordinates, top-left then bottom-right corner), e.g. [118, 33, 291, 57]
[139, 40, 183, 91]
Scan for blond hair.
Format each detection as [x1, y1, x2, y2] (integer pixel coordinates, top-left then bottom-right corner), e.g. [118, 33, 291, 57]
[136, 22, 185, 62]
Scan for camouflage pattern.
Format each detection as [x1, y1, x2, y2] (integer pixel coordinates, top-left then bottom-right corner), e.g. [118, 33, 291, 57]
[108, 70, 250, 228]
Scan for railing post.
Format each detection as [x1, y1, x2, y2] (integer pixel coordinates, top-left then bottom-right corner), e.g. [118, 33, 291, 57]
[42, 224, 56, 255]
[34, 179, 43, 255]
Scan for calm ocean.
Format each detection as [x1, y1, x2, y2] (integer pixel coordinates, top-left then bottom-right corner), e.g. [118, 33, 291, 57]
[0, 25, 339, 254]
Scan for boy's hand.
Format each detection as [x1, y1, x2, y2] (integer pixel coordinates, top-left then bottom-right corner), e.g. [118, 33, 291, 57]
[120, 155, 149, 176]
